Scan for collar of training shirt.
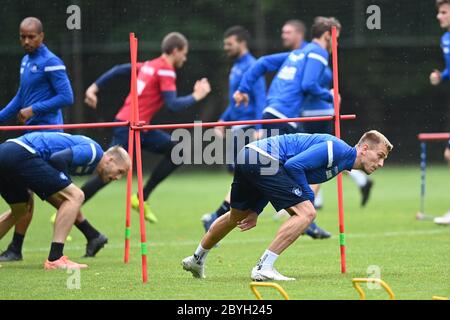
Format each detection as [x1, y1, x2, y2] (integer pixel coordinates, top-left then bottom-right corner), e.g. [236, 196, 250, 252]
[28, 44, 47, 58]
[235, 52, 251, 64]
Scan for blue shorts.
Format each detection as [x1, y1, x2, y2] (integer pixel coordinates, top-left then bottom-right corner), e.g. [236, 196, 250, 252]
[0, 142, 72, 204]
[230, 147, 309, 214]
[111, 119, 174, 154]
[261, 112, 297, 138]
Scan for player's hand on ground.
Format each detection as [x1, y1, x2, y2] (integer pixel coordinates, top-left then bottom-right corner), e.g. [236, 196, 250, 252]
[192, 78, 211, 101]
[17, 106, 34, 124]
[214, 125, 225, 139]
[237, 212, 258, 231]
[233, 90, 249, 107]
[430, 70, 442, 86]
[85, 83, 99, 109]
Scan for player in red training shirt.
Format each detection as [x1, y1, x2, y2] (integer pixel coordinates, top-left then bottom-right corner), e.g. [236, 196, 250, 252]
[81, 32, 210, 233]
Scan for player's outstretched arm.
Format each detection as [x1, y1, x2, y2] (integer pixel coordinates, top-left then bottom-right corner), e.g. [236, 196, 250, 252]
[192, 78, 211, 101]
[85, 63, 134, 109]
[237, 52, 289, 95]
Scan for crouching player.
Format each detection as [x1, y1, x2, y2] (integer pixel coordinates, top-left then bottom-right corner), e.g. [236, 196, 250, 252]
[182, 130, 392, 281]
[0, 132, 130, 269]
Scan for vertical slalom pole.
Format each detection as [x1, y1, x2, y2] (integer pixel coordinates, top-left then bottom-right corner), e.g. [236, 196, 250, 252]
[131, 35, 148, 283]
[124, 33, 137, 263]
[331, 26, 346, 273]
[420, 142, 427, 214]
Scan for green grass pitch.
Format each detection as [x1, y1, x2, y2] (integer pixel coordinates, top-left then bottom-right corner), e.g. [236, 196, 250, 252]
[0, 166, 449, 300]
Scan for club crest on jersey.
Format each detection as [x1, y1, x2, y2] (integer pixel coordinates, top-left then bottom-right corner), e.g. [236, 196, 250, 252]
[30, 64, 39, 73]
[292, 187, 302, 197]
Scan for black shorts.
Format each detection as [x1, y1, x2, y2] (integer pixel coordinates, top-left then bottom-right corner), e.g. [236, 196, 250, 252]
[0, 142, 72, 204]
[230, 147, 309, 214]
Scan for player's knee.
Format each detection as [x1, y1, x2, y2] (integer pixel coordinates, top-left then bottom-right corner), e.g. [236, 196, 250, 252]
[10, 203, 29, 218]
[229, 208, 247, 226]
[288, 202, 316, 223]
[67, 187, 85, 205]
[228, 212, 240, 226]
[305, 207, 317, 224]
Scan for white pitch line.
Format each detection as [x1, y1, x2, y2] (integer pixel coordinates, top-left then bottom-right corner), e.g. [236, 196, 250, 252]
[16, 228, 449, 253]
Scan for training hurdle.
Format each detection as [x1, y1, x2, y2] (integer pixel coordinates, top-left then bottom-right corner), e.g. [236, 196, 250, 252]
[250, 282, 290, 300]
[432, 296, 449, 300]
[416, 132, 450, 220]
[0, 28, 352, 283]
[352, 278, 396, 300]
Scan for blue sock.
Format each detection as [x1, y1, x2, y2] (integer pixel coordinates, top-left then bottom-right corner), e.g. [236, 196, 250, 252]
[305, 222, 318, 236]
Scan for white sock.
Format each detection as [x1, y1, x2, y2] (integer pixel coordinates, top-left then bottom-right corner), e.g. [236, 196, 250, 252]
[257, 250, 279, 270]
[314, 189, 324, 207]
[348, 170, 368, 187]
[194, 244, 210, 265]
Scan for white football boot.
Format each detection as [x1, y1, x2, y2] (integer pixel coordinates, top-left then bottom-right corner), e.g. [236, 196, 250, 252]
[434, 211, 450, 225]
[182, 255, 205, 279]
[251, 265, 295, 281]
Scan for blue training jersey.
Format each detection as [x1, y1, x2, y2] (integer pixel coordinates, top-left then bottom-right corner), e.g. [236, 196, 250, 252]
[238, 42, 333, 124]
[220, 53, 266, 129]
[301, 66, 334, 117]
[0, 44, 73, 130]
[247, 133, 356, 200]
[11, 132, 103, 176]
[440, 32, 450, 82]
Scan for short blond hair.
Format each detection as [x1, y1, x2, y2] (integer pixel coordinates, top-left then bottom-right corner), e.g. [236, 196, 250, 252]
[357, 130, 393, 153]
[105, 145, 131, 167]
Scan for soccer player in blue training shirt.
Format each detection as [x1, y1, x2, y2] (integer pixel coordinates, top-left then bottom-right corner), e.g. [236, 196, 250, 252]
[233, 17, 342, 239]
[201, 26, 266, 232]
[0, 17, 93, 262]
[430, 0, 450, 86]
[182, 130, 392, 281]
[433, 139, 450, 225]
[281, 19, 308, 51]
[0, 17, 111, 262]
[0, 132, 130, 270]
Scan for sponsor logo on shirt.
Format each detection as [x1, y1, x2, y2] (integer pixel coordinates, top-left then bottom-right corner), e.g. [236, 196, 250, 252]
[277, 66, 297, 80]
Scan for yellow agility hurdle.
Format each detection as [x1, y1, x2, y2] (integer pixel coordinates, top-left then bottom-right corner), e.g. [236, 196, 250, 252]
[250, 282, 290, 300]
[352, 278, 395, 300]
[432, 296, 449, 300]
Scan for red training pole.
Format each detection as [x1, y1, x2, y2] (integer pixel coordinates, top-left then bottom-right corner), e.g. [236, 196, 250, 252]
[124, 126, 134, 263]
[131, 35, 148, 283]
[124, 33, 137, 264]
[332, 26, 346, 274]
